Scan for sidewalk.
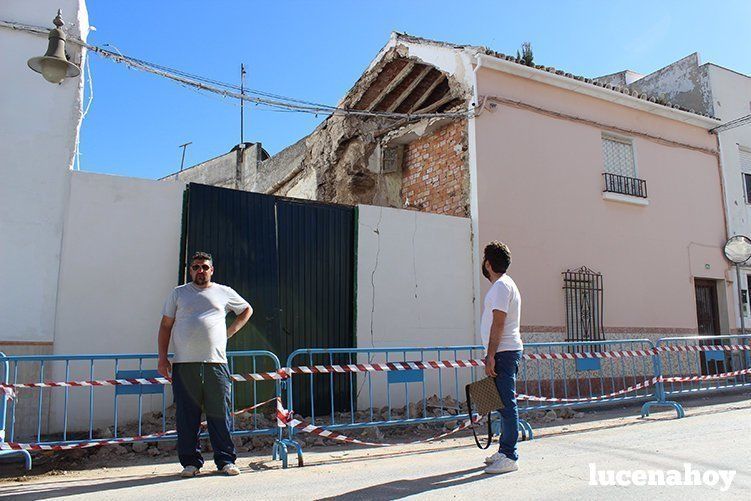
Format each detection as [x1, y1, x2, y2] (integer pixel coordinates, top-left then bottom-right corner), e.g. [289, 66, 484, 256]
[1, 393, 750, 499]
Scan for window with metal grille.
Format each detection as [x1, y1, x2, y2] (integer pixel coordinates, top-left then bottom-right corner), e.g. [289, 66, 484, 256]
[602, 136, 636, 178]
[740, 147, 751, 204]
[563, 267, 604, 349]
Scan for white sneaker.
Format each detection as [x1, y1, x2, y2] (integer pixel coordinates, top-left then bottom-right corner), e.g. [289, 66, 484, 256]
[221, 463, 241, 476]
[484, 456, 519, 474]
[180, 465, 200, 478]
[485, 452, 502, 465]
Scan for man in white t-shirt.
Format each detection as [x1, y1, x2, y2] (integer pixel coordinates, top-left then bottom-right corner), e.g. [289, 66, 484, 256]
[479, 241, 523, 475]
[157, 251, 253, 478]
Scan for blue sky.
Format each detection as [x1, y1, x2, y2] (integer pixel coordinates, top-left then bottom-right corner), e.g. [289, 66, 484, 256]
[79, 0, 751, 180]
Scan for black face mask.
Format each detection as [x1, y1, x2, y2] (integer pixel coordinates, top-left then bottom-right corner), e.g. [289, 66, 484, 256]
[482, 259, 490, 281]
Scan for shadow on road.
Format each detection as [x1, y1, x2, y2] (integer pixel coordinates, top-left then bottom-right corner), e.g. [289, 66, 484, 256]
[1, 471, 190, 500]
[316, 465, 490, 500]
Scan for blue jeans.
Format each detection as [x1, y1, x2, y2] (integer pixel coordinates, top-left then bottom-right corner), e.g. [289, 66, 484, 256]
[493, 350, 522, 460]
[172, 362, 236, 469]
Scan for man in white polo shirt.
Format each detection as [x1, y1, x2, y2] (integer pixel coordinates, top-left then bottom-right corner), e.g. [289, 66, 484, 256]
[157, 251, 253, 478]
[479, 241, 523, 475]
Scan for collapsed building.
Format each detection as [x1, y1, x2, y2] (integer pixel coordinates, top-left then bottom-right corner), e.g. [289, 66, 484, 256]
[166, 33, 475, 218]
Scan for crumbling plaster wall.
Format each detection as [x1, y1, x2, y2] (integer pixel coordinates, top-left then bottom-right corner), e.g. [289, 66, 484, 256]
[257, 137, 309, 196]
[628, 53, 714, 116]
[165, 143, 265, 190]
[278, 44, 471, 212]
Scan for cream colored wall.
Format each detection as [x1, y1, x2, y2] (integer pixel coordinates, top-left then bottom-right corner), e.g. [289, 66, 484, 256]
[45, 172, 185, 434]
[474, 69, 729, 335]
[355, 205, 476, 407]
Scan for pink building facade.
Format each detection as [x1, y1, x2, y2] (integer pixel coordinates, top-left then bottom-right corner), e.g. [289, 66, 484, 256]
[472, 62, 729, 343]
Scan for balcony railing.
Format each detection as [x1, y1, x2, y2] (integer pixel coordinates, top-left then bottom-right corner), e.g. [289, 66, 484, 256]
[603, 172, 647, 198]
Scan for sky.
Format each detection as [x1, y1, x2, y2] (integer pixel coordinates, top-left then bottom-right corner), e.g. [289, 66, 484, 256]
[78, 0, 751, 180]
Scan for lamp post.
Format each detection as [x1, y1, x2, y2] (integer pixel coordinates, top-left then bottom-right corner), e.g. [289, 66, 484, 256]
[27, 9, 80, 84]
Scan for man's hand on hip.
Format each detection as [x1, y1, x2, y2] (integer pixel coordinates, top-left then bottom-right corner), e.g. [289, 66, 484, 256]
[484, 354, 496, 377]
[158, 358, 172, 379]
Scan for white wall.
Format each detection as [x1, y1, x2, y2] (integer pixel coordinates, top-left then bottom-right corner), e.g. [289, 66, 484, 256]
[708, 65, 751, 329]
[356, 205, 476, 407]
[0, 0, 88, 344]
[45, 172, 185, 433]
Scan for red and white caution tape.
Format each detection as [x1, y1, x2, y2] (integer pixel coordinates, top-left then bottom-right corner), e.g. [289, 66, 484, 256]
[0, 398, 277, 452]
[523, 349, 655, 361]
[662, 367, 751, 383]
[1, 376, 173, 391]
[655, 344, 751, 354]
[0, 372, 283, 393]
[277, 399, 481, 447]
[518, 377, 660, 402]
[280, 359, 485, 377]
[3, 344, 750, 395]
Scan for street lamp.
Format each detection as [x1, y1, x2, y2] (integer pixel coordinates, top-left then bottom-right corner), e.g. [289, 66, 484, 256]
[27, 9, 80, 84]
[723, 235, 751, 335]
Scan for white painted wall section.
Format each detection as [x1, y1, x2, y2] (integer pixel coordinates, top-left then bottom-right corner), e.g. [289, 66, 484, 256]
[0, 0, 88, 343]
[356, 205, 476, 407]
[47, 172, 185, 432]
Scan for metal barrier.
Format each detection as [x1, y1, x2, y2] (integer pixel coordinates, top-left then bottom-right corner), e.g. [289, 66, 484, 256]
[5, 337, 750, 471]
[519, 339, 658, 414]
[280, 341, 663, 466]
[0, 350, 284, 470]
[282, 346, 539, 467]
[641, 334, 751, 418]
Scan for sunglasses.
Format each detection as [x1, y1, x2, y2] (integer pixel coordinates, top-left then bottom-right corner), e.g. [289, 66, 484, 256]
[191, 264, 211, 271]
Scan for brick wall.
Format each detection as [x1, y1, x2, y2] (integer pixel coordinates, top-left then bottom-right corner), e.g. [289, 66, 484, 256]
[401, 120, 468, 217]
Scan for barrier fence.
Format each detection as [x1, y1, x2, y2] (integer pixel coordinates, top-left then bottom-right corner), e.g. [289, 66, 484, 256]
[2, 337, 750, 470]
[0, 350, 284, 469]
[640, 334, 751, 418]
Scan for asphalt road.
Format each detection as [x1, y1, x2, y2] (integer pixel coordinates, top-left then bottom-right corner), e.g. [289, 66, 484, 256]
[2, 401, 749, 500]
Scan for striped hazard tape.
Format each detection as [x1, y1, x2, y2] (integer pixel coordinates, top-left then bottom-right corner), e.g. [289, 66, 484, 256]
[655, 344, 751, 354]
[517, 377, 660, 402]
[0, 398, 277, 452]
[2, 344, 750, 394]
[662, 366, 751, 383]
[275, 398, 482, 447]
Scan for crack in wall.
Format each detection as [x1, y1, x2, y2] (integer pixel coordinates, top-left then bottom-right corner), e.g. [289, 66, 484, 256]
[412, 211, 422, 327]
[369, 207, 384, 348]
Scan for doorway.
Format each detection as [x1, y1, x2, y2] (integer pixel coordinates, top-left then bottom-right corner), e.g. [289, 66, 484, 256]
[694, 279, 727, 375]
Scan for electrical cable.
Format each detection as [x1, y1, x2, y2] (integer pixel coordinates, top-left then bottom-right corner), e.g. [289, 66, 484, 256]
[0, 18, 471, 121]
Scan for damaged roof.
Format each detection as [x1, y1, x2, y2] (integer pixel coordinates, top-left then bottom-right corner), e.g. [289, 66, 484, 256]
[391, 32, 719, 121]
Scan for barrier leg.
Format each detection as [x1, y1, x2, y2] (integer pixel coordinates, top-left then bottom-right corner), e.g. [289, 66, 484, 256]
[276, 438, 303, 468]
[641, 351, 684, 419]
[518, 418, 534, 441]
[640, 400, 684, 419]
[0, 450, 32, 471]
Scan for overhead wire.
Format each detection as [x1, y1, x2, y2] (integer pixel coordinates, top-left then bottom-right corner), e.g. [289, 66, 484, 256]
[0, 18, 471, 121]
[711, 113, 751, 134]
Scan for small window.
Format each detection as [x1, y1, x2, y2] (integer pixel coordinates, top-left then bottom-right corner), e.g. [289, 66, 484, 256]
[743, 173, 751, 204]
[740, 147, 751, 204]
[602, 135, 636, 178]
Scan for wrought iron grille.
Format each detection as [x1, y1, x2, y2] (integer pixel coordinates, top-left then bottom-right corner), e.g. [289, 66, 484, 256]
[603, 172, 647, 198]
[602, 136, 635, 177]
[563, 266, 605, 349]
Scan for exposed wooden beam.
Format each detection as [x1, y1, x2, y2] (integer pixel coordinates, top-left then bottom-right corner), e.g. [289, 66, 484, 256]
[367, 62, 415, 111]
[408, 74, 446, 113]
[412, 93, 457, 115]
[385, 65, 433, 113]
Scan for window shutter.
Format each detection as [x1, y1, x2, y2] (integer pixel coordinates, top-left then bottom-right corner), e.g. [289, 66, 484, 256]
[602, 137, 636, 178]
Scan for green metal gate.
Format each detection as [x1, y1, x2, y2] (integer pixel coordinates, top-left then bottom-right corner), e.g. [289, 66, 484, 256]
[181, 183, 355, 412]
